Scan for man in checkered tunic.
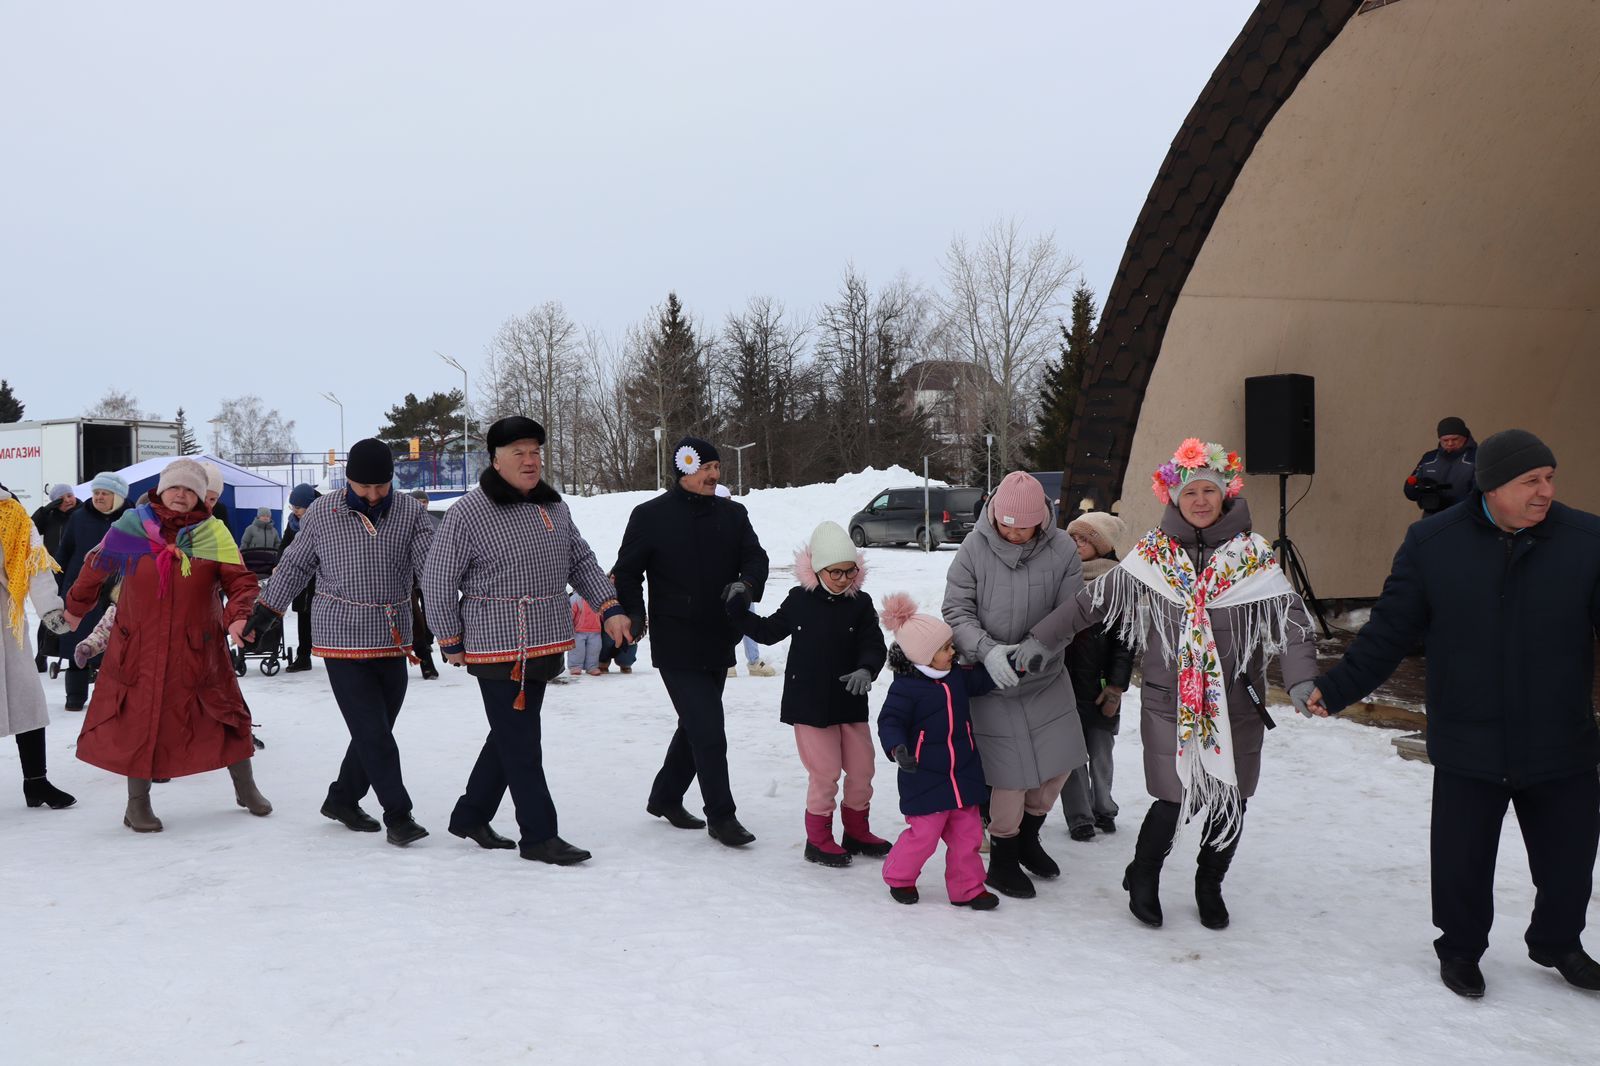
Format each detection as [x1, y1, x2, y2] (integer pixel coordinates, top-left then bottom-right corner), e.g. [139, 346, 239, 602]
[613, 435, 769, 848]
[244, 438, 433, 848]
[424, 416, 629, 866]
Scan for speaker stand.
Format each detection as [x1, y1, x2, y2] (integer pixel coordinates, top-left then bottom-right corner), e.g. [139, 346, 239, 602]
[1273, 474, 1330, 639]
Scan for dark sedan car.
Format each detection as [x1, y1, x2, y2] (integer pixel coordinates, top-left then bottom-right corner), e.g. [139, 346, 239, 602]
[847, 486, 984, 550]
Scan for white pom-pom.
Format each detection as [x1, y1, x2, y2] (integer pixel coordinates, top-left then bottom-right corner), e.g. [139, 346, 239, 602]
[879, 591, 919, 634]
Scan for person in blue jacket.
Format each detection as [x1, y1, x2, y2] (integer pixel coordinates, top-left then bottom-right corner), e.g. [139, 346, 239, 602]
[1304, 429, 1600, 999]
[875, 592, 1000, 910]
[1403, 416, 1477, 515]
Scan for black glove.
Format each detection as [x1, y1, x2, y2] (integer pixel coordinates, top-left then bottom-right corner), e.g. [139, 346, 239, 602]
[893, 744, 917, 772]
[721, 581, 752, 618]
[241, 603, 277, 650]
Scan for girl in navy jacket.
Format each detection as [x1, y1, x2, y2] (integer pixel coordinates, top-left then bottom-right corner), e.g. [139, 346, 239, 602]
[876, 593, 998, 910]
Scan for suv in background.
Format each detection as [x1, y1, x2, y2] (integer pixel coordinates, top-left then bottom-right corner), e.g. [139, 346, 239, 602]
[848, 486, 984, 550]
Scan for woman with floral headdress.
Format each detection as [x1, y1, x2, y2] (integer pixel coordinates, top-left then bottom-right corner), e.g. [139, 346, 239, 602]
[1017, 439, 1319, 930]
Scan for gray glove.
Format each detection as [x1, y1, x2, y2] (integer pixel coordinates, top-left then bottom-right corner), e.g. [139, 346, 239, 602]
[892, 744, 917, 772]
[1014, 635, 1050, 675]
[1289, 680, 1317, 719]
[41, 608, 73, 635]
[983, 644, 1021, 689]
[840, 668, 873, 696]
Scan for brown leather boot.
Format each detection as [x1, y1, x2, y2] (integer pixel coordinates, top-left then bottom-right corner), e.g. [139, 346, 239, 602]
[228, 759, 273, 816]
[124, 777, 163, 833]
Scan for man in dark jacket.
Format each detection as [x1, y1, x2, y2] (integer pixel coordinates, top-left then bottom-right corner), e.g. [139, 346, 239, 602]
[613, 436, 768, 847]
[30, 484, 77, 670]
[1305, 429, 1600, 998]
[1403, 416, 1477, 515]
[278, 483, 319, 672]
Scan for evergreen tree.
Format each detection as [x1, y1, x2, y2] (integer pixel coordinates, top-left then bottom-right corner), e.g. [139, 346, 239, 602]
[0, 379, 22, 423]
[623, 293, 714, 483]
[376, 390, 469, 454]
[1025, 280, 1097, 470]
[173, 407, 199, 455]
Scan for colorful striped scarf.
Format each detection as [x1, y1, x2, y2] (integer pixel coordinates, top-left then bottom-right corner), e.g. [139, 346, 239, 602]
[95, 503, 242, 597]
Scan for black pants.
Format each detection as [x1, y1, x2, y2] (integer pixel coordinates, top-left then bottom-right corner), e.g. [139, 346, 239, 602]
[453, 678, 558, 847]
[295, 606, 313, 658]
[63, 664, 94, 708]
[649, 668, 735, 821]
[323, 657, 413, 823]
[1432, 766, 1600, 961]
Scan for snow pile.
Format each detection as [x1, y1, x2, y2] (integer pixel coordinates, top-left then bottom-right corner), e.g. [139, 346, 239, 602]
[4, 471, 1598, 1064]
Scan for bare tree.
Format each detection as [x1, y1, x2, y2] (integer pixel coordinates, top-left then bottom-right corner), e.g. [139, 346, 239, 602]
[575, 329, 640, 492]
[213, 395, 298, 462]
[941, 218, 1079, 470]
[85, 388, 159, 421]
[481, 301, 582, 490]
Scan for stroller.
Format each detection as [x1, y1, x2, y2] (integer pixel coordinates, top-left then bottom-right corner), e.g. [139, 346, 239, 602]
[237, 547, 286, 677]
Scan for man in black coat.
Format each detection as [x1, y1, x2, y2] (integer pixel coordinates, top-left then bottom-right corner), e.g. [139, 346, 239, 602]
[613, 436, 768, 847]
[1403, 416, 1478, 516]
[1305, 429, 1600, 998]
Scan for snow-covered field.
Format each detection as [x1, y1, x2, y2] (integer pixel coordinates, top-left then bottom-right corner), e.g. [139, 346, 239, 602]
[5, 469, 1598, 1065]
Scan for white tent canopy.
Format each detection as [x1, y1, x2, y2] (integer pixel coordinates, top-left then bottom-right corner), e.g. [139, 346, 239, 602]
[76, 453, 288, 513]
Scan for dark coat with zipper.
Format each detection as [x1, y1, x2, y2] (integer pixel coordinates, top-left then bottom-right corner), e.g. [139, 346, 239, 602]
[1065, 556, 1135, 733]
[740, 546, 886, 728]
[613, 484, 768, 672]
[1317, 490, 1600, 787]
[877, 656, 995, 816]
[55, 499, 130, 666]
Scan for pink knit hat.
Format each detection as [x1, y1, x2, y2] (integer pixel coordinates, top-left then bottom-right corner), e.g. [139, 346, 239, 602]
[989, 471, 1049, 528]
[879, 592, 952, 667]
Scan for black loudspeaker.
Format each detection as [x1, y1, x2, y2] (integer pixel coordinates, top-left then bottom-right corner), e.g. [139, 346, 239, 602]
[1244, 374, 1315, 475]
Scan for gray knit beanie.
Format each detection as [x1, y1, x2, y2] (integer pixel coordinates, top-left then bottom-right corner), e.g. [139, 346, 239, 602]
[1475, 429, 1556, 492]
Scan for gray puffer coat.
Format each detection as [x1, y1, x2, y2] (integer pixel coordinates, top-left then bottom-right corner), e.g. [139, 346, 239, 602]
[1031, 497, 1319, 802]
[943, 508, 1087, 790]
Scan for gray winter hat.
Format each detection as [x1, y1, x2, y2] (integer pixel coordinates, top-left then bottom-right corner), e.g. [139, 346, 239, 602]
[1475, 429, 1556, 492]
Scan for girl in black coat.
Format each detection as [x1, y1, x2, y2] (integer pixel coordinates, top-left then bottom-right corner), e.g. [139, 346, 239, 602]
[740, 521, 887, 867]
[1060, 512, 1134, 840]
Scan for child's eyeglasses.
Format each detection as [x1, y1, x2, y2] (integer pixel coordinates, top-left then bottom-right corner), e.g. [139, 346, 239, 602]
[821, 565, 859, 579]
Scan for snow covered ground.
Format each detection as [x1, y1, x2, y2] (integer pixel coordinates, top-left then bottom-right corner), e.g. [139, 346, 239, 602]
[5, 469, 1599, 1065]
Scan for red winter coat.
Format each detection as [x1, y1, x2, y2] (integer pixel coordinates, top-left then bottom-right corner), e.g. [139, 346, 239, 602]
[68, 504, 259, 779]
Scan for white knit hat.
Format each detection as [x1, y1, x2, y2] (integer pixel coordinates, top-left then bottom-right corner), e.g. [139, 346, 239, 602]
[201, 461, 224, 495]
[157, 458, 210, 500]
[808, 521, 856, 572]
[1066, 512, 1126, 558]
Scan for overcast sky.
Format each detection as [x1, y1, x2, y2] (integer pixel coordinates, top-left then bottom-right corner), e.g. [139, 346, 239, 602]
[1, 1, 1257, 455]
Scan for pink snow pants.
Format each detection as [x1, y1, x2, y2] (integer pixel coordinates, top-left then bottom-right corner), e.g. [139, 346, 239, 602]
[794, 723, 876, 816]
[882, 805, 987, 903]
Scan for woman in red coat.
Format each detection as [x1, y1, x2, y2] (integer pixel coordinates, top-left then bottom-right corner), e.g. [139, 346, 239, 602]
[64, 458, 270, 832]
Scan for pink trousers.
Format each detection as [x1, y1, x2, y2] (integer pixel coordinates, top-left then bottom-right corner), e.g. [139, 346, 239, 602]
[794, 723, 876, 816]
[881, 805, 987, 903]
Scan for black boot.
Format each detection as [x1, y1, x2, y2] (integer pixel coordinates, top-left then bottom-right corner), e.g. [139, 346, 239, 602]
[985, 834, 1037, 899]
[1196, 823, 1241, 930]
[285, 650, 312, 673]
[16, 730, 75, 809]
[418, 653, 439, 681]
[1123, 800, 1179, 927]
[385, 812, 429, 847]
[1016, 811, 1060, 879]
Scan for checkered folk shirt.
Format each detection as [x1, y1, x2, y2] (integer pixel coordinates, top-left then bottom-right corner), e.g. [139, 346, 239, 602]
[422, 486, 617, 664]
[260, 491, 433, 659]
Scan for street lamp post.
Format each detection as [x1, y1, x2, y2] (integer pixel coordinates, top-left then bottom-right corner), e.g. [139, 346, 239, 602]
[729, 442, 756, 496]
[652, 426, 664, 491]
[206, 417, 223, 457]
[320, 392, 345, 456]
[437, 352, 469, 489]
[985, 433, 994, 494]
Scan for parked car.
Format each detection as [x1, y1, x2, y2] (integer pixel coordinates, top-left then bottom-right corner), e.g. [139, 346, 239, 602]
[848, 486, 984, 550]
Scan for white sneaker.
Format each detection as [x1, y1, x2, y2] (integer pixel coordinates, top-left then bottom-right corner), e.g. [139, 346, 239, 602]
[748, 659, 776, 677]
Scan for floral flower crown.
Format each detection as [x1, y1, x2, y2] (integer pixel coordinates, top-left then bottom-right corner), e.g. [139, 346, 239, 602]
[1151, 438, 1245, 505]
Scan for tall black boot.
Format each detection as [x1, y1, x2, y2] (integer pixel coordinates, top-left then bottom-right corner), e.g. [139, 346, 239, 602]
[985, 834, 1037, 899]
[16, 729, 76, 810]
[1123, 800, 1179, 927]
[1016, 811, 1060, 879]
[285, 649, 312, 673]
[1196, 816, 1242, 930]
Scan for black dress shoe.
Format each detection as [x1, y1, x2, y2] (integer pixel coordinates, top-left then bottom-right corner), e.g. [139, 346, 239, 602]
[707, 816, 756, 847]
[321, 798, 382, 832]
[1440, 958, 1486, 998]
[449, 823, 516, 850]
[520, 836, 592, 865]
[1529, 947, 1600, 991]
[385, 815, 429, 847]
[647, 802, 706, 830]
